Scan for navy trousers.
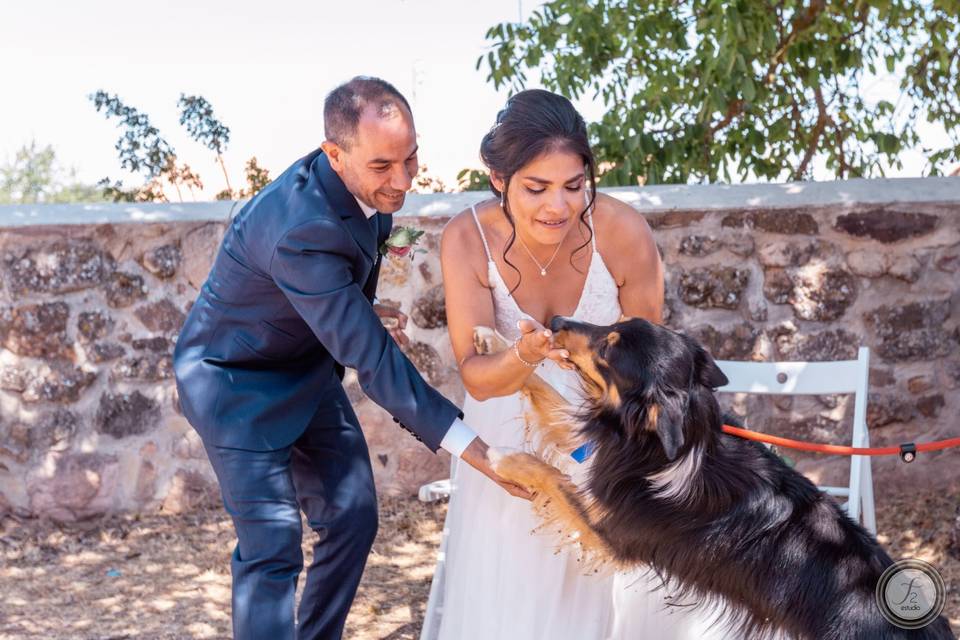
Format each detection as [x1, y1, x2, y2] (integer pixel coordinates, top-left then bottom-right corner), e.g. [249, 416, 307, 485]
[202, 382, 378, 640]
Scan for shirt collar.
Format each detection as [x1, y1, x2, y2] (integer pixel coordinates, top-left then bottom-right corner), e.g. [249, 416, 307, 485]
[354, 196, 377, 219]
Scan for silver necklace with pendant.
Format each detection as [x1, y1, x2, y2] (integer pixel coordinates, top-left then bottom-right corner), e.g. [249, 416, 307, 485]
[516, 233, 564, 276]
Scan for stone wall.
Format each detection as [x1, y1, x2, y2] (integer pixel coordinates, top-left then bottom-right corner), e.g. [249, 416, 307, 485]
[0, 178, 957, 520]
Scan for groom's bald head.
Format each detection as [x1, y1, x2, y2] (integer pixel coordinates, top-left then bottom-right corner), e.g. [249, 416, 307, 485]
[324, 76, 412, 150]
[321, 76, 418, 214]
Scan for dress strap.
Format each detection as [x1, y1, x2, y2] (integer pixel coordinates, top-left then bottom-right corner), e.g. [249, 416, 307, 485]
[470, 204, 494, 262]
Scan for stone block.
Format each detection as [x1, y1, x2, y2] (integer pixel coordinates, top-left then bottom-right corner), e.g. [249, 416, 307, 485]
[380, 253, 413, 287]
[722, 209, 819, 234]
[134, 299, 185, 334]
[834, 209, 938, 243]
[677, 267, 750, 310]
[678, 234, 720, 257]
[402, 341, 447, 386]
[1, 363, 97, 403]
[757, 240, 817, 268]
[769, 325, 860, 361]
[762, 268, 793, 305]
[161, 469, 218, 514]
[77, 310, 114, 343]
[722, 234, 755, 257]
[87, 342, 125, 363]
[0, 301, 72, 360]
[181, 223, 225, 290]
[95, 391, 160, 438]
[4, 240, 115, 295]
[789, 267, 857, 321]
[690, 323, 761, 360]
[173, 430, 206, 460]
[132, 336, 171, 352]
[864, 300, 954, 361]
[846, 250, 887, 277]
[104, 272, 148, 308]
[867, 393, 916, 428]
[141, 244, 181, 279]
[411, 285, 446, 329]
[111, 353, 174, 382]
[646, 210, 706, 229]
[27, 452, 119, 521]
[887, 254, 922, 283]
[917, 394, 945, 418]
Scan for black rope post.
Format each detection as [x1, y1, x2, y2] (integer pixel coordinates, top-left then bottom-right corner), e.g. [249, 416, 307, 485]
[899, 442, 917, 463]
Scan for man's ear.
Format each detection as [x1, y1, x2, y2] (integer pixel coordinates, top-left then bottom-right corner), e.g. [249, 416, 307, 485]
[321, 140, 344, 171]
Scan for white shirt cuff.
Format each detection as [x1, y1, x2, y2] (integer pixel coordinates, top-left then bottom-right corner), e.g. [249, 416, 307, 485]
[440, 418, 477, 458]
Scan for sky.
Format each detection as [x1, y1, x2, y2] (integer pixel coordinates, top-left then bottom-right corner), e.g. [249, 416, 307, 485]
[0, 0, 947, 198]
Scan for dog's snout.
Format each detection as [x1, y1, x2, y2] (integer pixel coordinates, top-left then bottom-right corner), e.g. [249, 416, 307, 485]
[550, 316, 569, 333]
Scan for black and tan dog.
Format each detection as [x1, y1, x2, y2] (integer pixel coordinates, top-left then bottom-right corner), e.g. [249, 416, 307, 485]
[477, 317, 954, 640]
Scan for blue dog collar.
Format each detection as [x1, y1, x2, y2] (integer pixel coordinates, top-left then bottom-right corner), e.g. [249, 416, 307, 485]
[570, 441, 596, 463]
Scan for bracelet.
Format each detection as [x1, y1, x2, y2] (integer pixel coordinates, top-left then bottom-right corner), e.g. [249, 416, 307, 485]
[512, 337, 542, 368]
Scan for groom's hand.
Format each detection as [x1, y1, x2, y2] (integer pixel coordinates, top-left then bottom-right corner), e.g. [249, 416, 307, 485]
[374, 303, 410, 347]
[460, 437, 533, 501]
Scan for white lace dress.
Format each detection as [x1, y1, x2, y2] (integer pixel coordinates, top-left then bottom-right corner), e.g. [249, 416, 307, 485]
[420, 207, 735, 640]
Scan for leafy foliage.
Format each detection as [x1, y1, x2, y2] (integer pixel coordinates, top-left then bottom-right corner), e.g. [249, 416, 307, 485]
[479, 0, 960, 184]
[0, 141, 106, 204]
[456, 168, 491, 191]
[177, 94, 231, 155]
[90, 91, 267, 202]
[237, 157, 271, 199]
[413, 164, 449, 193]
[178, 94, 234, 196]
[91, 91, 176, 180]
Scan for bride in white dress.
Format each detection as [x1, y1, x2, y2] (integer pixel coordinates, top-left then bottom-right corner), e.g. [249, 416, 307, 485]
[420, 90, 735, 640]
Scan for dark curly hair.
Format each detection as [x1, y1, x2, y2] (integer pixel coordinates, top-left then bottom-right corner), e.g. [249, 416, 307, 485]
[479, 89, 598, 294]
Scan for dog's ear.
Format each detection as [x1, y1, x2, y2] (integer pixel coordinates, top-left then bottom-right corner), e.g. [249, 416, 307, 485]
[696, 346, 728, 389]
[624, 392, 685, 461]
[651, 395, 685, 461]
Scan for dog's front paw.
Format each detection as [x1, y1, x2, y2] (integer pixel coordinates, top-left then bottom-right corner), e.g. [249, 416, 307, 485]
[473, 326, 509, 355]
[490, 450, 550, 487]
[486, 446, 522, 473]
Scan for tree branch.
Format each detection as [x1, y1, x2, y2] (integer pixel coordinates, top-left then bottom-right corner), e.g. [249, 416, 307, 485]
[709, 0, 827, 142]
[794, 85, 828, 179]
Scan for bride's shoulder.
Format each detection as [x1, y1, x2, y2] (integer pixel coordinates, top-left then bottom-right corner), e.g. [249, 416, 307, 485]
[441, 200, 497, 258]
[592, 192, 654, 247]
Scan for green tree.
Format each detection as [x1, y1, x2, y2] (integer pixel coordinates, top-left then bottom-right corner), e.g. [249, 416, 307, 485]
[480, 1, 960, 184]
[178, 94, 234, 197]
[91, 91, 195, 202]
[0, 140, 106, 204]
[91, 91, 270, 202]
[237, 157, 271, 199]
[456, 168, 491, 191]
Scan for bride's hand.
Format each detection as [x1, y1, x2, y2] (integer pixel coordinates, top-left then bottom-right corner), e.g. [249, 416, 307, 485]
[516, 318, 573, 370]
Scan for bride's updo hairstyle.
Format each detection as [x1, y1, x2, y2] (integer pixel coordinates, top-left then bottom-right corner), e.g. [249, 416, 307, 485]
[479, 89, 599, 292]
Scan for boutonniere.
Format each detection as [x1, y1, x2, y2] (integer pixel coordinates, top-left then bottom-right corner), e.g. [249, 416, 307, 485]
[380, 225, 427, 260]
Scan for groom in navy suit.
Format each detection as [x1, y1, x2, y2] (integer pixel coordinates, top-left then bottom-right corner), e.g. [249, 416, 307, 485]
[173, 76, 528, 640]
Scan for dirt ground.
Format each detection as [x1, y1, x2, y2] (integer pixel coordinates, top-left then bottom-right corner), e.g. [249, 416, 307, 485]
[1, 485, 957, 639]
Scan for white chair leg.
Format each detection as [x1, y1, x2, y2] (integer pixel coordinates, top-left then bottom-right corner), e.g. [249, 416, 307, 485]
[861, 457, 877, 535]
[847, 454, 863, 524]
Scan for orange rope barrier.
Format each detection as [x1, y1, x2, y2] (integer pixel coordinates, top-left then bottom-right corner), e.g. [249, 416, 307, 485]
[721, 424, 960, 463]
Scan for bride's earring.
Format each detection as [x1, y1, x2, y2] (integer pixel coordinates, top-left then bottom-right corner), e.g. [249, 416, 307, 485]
[501, 191, 506, 210]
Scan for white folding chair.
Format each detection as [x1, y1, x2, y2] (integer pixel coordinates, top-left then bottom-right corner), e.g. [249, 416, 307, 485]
[715, 346, 876, 534]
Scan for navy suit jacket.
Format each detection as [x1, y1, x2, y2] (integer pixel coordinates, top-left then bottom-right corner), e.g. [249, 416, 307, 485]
[173, 149, 461, 452]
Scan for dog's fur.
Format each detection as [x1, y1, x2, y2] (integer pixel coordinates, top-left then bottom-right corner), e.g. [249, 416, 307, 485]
[477, 318, 954, 640]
